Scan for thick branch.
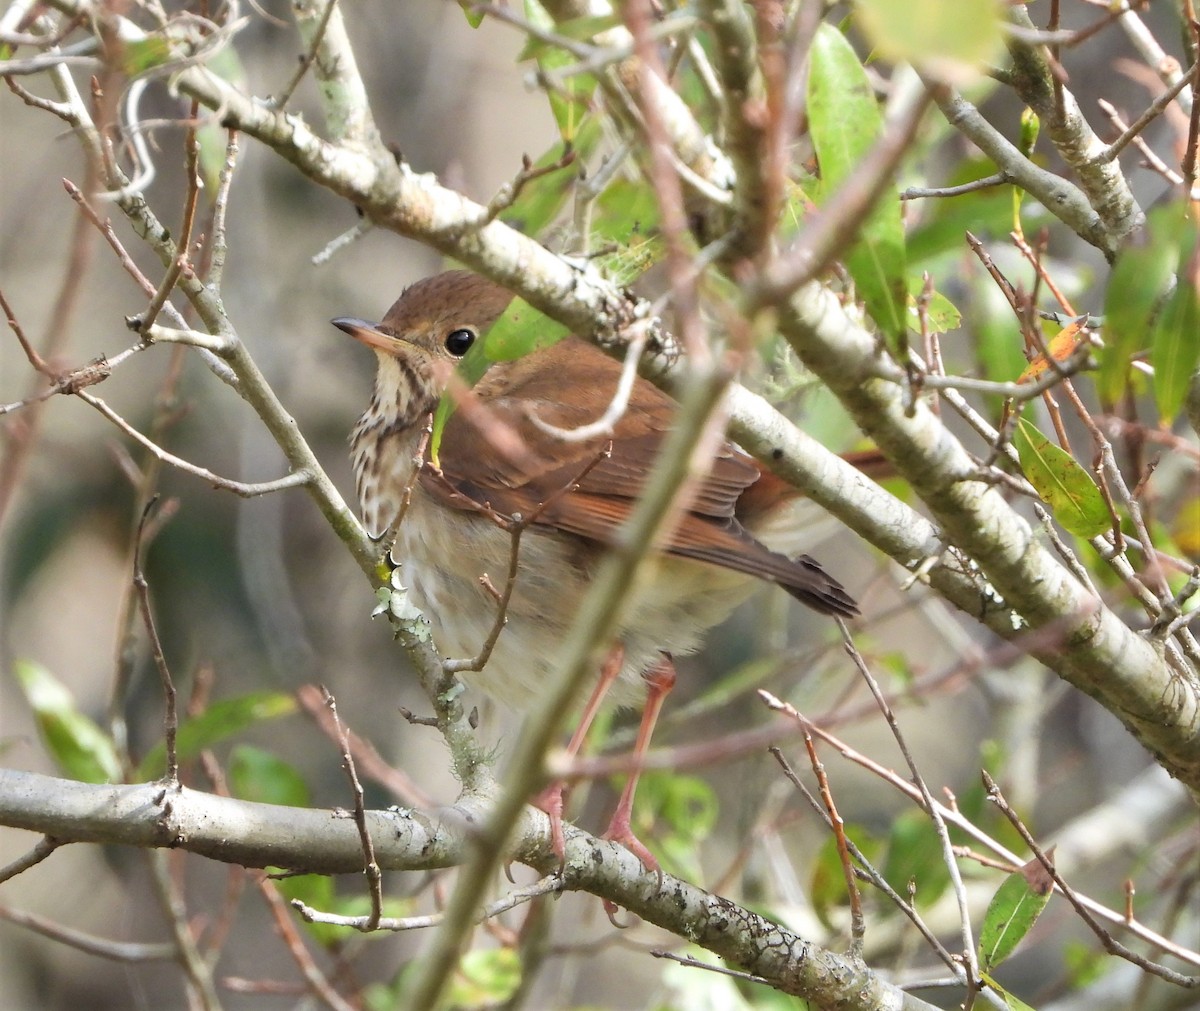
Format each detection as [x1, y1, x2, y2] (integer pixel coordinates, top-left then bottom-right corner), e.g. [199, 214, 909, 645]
[927, 81, 1119, 257]
[0, 769, 936, 1010]
[1005, 6, 1143, 249]
[776, 281, 1200, 793]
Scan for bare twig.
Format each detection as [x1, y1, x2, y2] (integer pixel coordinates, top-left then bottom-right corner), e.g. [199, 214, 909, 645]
[984, 772, 1200, 989]
[1095, 62, 1198, 163]
[76, 389, 313, 497]
[0, 904, 177, 961]
[255, 874, 358, 1011]
[133, 498, 179, 785]
[901, 174, 1007, 200]
[321, 687, 384, 930]
[769, 743, 864, 951]
[0, 837, 61, 884]
[442, 441, 614, 675]
[837, 622, 981, 994]
[293, 874, 566, 931]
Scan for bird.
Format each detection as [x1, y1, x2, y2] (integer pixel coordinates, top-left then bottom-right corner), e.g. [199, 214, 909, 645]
[333, 270, 860, 869]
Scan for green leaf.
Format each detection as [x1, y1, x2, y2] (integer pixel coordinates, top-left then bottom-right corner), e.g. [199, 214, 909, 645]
[428, 298, 568, 466]
[980, 972, 1040, 1011]
[629, 772, 718, 882]
[882, 809, 951, 908]
[194, 47, 246, 194]
[808, 25, 907, 347]
[906, 277, 962, 336]
[444, 948, 522, 1008]
[810, 824, 881, 929]
[1101, 203, 1188, 404]
[482, 296, 570, 362]
[119, 35, 176, 75]
[1152, 239, 1200, 422]
[228, 744, 310, 807]
[457, 0, 485, 28]
[856, 0, 1003, 69]
[500, 119, 602, 236]
[1012, 418, 1109, 539]
[524, 0, 597, 140]
[137, 692, 297, 780]
[979, 863, 1053, 971]
[13, 660, 121, 784]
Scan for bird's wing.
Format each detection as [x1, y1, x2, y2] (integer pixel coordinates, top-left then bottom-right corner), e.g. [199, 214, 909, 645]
[419, 338, 857, 617]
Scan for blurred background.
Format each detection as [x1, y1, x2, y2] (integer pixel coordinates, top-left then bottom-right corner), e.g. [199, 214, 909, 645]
[1, 3, 1196, 1010]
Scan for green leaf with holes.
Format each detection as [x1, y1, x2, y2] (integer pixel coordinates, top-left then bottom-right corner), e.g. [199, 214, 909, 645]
[591, 176, 665, 285]
[14, 660, 121, 784]
[1013, 418, 1109, 539]
[808, 24, 907, 348]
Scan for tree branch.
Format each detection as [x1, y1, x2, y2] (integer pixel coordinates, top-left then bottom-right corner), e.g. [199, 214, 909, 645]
[0, 768, 939, 1010]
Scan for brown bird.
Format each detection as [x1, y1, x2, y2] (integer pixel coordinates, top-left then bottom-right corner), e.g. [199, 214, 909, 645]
[334, 270, 859, 868]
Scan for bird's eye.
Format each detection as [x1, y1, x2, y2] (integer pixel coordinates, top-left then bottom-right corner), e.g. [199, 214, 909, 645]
[444, 328, 475, 357]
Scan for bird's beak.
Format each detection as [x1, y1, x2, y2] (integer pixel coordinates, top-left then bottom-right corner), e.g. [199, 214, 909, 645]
[331, 316, 398, 354]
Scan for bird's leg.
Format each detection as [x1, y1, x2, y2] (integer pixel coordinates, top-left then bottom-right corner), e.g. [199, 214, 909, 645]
[533, 642, 626, 862]
[602, 654, 676, 876]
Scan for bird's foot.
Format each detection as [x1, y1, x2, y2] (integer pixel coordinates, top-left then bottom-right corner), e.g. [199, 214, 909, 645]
[602, 810, 661, 883]
[532, 782, 569, 865]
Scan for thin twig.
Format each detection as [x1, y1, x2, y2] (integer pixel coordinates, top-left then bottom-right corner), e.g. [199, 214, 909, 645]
[208, 130, 239, 289]
[0, 837, 61, 884]
[758, 703, 971, 995]
[983, 772, 1200, 989]
[484, 146, 578, 224]
[0, 904, 177, 961]
[76, 389, 313, 497]
[272, 0, 339, 109]
[769, 742, 864, 951]
[311, 217, 374, 265]
[134, 497, 179, 785]
[322, 687, 384, 929]
[295, 684, 432, 807]
[837, 622, 982, 997]
[293, 874, 567, 931]
[649, 949, 774, 987]
[255, 875, 358, 1011]
[442, 441, 614, 674]
[1095, 61, 1198, 163]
